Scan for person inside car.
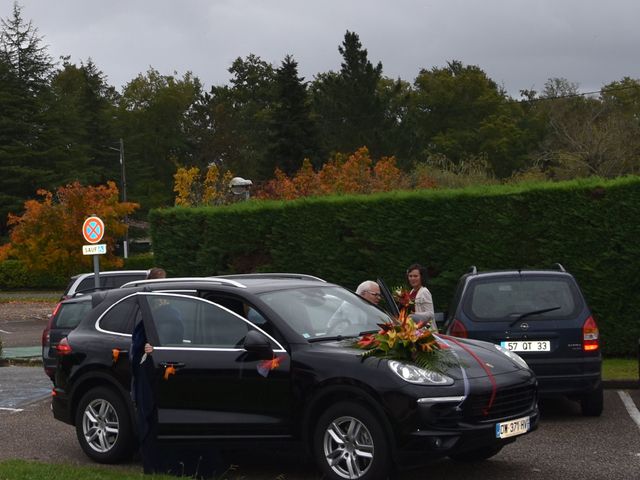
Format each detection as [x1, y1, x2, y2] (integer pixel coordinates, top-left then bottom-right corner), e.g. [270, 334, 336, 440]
[356, 280, 382, 305]
[326, 280, 381, 335]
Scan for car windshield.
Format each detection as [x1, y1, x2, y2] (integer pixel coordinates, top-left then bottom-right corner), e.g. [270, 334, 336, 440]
[258, 286, 391, 340]
[464, 277, 582, 321]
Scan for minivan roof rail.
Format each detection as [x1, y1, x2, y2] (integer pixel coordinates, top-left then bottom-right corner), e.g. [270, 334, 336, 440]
[217, 273, 327, 282]
[468, 265, 478, 275]
[551, 263, 566, 272]
[120, 277, 247, 289]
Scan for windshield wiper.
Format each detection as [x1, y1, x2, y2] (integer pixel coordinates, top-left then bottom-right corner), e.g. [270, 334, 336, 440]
[307, 334, 359, 343]
[509, 306, 561, 327]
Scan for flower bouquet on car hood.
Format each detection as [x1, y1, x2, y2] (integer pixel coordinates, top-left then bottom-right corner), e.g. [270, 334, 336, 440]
[355, 308, 453, 372]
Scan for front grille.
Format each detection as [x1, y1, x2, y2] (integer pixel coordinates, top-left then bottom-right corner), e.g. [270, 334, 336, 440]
[467, 383, 536, 422]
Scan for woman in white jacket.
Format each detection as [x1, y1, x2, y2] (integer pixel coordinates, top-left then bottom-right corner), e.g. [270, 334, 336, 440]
[406, 263, 437, 331]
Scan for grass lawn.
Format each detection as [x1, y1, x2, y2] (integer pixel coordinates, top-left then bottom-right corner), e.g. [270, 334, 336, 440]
[0, 459, 248, 480]
[603, 357, 639, 381]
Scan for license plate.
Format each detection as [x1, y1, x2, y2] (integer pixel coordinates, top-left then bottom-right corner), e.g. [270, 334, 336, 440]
[500, 340, 550, 352]
[496, 416, 530, 439]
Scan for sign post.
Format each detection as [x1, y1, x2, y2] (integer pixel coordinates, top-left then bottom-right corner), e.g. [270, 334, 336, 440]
[82, 216, 106, 289]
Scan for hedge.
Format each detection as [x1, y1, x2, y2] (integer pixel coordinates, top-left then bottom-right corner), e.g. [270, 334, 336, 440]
[150, 176, 640, 356]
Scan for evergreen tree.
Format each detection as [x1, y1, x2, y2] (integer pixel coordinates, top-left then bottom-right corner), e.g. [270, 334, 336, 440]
[311, 31, 386, 157]
[265, 54, 317, 176]
[0, 2, 55, 236]
[191, 54, 275, 181]
[46, 59, 120, 186]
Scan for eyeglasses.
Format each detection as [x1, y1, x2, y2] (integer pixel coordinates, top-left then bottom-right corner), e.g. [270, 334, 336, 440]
[366, 291, 382, 298]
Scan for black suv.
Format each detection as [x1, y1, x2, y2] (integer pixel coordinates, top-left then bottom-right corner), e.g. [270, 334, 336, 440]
[443, 265, 602, 416]
[52, 275, 539, 480]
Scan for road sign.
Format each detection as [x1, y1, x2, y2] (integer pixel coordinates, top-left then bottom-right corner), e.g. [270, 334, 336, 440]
[82, 244, 107, 255]
[82, 216, 105, 244]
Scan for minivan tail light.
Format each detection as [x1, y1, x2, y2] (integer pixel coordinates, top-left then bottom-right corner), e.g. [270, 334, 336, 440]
[582, 316, 599, 352]
[449, 319, 468, 338]
[56, 337, 73, 356]
[42, 302, 61, 347]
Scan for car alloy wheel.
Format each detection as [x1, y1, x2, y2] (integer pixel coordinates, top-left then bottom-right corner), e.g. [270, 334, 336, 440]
[82, 397, 120, 453]
[75, 386, 133, 463]
[315, 401, 389, 480]
[323, 415, 374, 478]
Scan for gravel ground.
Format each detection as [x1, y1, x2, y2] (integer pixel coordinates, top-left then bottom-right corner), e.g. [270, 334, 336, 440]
[0, 300, 58, 349]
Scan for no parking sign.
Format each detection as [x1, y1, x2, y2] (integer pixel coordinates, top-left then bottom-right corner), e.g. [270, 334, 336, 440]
[82, 216, 105, 288]
[82, 216, 105, 244]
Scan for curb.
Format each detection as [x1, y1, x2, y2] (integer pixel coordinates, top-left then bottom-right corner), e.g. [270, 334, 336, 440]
[602, 380, 639, 390]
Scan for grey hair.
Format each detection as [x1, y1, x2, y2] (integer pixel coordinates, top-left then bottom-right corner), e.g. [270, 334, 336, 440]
[356, 280, 378, 295]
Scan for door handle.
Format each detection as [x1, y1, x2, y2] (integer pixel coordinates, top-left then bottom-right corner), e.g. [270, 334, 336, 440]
[159, 362, 185, 369]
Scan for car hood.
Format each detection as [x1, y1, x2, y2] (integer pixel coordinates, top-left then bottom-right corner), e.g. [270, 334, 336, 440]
[309, 334, 527, 380]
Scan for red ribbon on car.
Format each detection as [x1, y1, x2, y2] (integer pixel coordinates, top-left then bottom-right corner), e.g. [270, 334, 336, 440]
[440, 334, 497, 416]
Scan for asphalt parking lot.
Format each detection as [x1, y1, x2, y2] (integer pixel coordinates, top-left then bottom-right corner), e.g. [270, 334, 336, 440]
[0, 366, 638, 480]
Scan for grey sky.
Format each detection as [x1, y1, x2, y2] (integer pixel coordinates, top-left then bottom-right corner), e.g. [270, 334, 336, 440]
[7, 0, 640, 97]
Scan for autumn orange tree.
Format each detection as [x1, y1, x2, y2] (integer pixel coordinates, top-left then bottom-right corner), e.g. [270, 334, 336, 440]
[0, 181, 137, 278]
[255, 147, 435, 200]
[173, 164, 235, 206]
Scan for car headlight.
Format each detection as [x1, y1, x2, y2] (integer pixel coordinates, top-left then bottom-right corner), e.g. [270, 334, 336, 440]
[388, 360, 454, 386]
[494, 344, 529, 370]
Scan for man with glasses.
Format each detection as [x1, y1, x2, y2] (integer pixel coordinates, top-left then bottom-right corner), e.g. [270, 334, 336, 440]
[356, 280, 382, 305]
[326, 280, 382, 335]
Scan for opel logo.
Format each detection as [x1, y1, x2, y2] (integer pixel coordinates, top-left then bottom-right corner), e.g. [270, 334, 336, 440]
[520, 323, 529, 330]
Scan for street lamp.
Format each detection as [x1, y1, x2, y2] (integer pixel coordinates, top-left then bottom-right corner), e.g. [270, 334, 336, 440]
[108, 138, 128, 258]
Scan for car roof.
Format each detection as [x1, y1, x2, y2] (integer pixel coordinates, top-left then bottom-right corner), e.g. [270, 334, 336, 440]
[90, 275, 335, 312]
[462, 264, 573, 281]
[69, 270, 149, 280]
[120, 273, 328, 293]
[61, 295, 93, 304]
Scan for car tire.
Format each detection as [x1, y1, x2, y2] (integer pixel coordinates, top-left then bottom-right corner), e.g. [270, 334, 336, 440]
[580, 385, 604, 417]
[313, 400, 390, 480]
[449, 444, 504, 462]
[75, 386, 134, 463]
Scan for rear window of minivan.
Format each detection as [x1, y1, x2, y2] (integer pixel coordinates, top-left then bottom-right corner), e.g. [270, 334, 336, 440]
[55, 301, 93, 328]
[463, 277, 583, 321]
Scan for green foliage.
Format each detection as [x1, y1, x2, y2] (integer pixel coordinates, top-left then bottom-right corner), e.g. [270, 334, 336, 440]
[311, 31, 386, 157]
[265, 55, 317, 176]
[123, 253, 156, 270]
[117, 68, 203, 211]
[0, 3, 57, 236]
[0, 260, 65, 288]
[151, 176, 640, 356]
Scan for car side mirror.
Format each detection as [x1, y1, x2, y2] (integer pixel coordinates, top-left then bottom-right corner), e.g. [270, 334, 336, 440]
[243, 330, 274, 359]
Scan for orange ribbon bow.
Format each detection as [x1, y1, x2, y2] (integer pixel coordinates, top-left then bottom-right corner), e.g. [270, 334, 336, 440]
[163, 365, 176, 380]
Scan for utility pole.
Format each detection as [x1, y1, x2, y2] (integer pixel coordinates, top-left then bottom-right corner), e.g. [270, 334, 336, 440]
[119, 138, 129, 259]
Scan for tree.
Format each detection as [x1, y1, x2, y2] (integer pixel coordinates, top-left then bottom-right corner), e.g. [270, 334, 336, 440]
[265, 54, 317, 176]
[531, 77, 640, 178]
[0, 182, 137, 277]
[190, 54, 275, 181]
[0, 2, 56, 235]
[47, 59, 120, 185]
[311, 31, 386, 157]
[410, 60, 533, 177]
[117, 68, 202, 209]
